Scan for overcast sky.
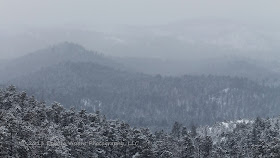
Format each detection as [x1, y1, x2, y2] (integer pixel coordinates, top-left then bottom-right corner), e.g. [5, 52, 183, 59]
[1, 0, 280, 30]
[1, 0, 280, 59]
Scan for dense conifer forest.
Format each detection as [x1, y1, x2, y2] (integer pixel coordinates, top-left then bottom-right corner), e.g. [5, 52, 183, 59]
[1, 86, 280, 157]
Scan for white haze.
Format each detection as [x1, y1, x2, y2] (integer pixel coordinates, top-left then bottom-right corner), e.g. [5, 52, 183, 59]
[0, 0, 280, 60]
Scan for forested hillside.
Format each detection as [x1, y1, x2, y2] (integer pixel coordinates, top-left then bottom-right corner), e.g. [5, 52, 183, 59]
[2, 1, 280, 157]
[2, 43, 280, 131]
[1, 87, 280, 157]
[0, 42, 122, 82]
[9, 61, 280, 131]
